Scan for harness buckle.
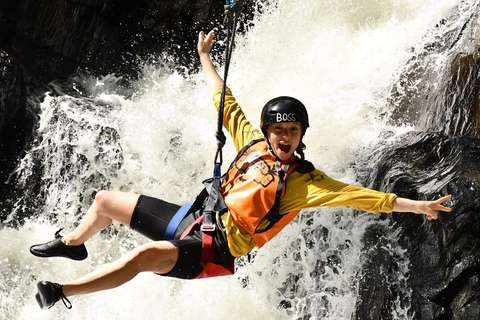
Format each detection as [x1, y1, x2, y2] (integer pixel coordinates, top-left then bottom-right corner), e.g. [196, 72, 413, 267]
[201, 224, 216, 232]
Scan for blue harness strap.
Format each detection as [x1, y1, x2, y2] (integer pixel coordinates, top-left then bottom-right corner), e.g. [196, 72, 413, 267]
[164, 201, 194, 240]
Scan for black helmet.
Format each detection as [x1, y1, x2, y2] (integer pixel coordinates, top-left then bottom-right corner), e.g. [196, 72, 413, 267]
[260, 96, 309, 135]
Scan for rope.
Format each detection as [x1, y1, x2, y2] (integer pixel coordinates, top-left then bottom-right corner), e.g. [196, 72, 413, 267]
[202, 0, 241, 230]
[213, 0, 241, 178]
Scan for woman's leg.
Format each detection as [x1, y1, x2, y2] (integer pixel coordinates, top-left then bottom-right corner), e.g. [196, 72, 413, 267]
[62, 240, 178, 297]
[62, 191, 140, 246]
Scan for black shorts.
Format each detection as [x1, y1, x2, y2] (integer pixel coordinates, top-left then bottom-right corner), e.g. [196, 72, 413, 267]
[130, 195, 233, 279]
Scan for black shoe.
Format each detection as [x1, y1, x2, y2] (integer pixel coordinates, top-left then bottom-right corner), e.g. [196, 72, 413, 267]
[30, 229, 88, 261]
[35, 281, 72, 309]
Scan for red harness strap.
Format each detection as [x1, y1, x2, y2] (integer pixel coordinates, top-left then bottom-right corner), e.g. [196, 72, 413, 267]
[179, 216, 234, 279]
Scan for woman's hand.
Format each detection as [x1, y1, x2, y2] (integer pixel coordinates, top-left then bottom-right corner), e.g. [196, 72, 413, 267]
[393, 194, 452, 220]
[197, 30, 216, 57]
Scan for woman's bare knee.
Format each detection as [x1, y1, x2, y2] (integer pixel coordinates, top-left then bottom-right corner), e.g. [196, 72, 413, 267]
[92, 191, 139, 226]
[94, 190, 113, 212]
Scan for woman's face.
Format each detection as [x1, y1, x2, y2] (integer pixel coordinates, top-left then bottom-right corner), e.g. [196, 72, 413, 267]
[266, 122, 302, 161]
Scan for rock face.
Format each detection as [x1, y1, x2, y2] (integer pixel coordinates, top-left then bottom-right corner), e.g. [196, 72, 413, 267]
[2, 0, 229, 80]
[0, 0, 252, 198]
[356, 133, 480, 320]
[0, 52, 30, 191]
[355, 5, 480, 319]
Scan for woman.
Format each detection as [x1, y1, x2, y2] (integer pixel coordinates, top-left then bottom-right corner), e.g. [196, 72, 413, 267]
[30, 30, 452, 309]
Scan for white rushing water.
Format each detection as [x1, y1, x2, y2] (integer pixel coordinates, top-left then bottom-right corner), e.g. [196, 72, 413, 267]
[0, 0, 465, 319]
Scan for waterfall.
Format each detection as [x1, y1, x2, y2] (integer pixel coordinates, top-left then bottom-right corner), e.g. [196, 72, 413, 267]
[1, 0, 475, 319]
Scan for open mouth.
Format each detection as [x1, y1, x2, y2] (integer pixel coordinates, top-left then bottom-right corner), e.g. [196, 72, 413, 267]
[279, 143, 291, 153]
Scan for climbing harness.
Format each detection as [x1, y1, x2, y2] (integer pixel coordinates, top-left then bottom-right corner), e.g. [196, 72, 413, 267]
[163, 201, 194, 240]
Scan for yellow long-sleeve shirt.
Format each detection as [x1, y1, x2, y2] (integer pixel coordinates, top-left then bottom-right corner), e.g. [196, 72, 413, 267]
[213, 88, 397, 257]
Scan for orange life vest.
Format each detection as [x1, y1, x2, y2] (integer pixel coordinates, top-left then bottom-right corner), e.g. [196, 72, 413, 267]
[221, 139, 302, 248]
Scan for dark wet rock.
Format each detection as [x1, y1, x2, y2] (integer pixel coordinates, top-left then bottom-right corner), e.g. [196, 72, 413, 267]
[357, 132, 480, 319]
[0, 52, 35, 191]
[0, 0, 255, 205]
[355, 4, 480, 318]
[354, 223, 401, 320]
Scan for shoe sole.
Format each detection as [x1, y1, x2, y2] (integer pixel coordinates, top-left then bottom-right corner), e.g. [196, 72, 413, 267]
[30, 246, 87, 261]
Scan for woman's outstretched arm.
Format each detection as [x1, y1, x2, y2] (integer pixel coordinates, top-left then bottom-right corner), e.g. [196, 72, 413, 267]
[198, 30, 223, 95]
[392, 194, 452, 220]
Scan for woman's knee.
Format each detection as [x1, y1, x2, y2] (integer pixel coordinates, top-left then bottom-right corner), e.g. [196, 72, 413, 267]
[93, 190, 139, 227]
[94, 190, 113, 210]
